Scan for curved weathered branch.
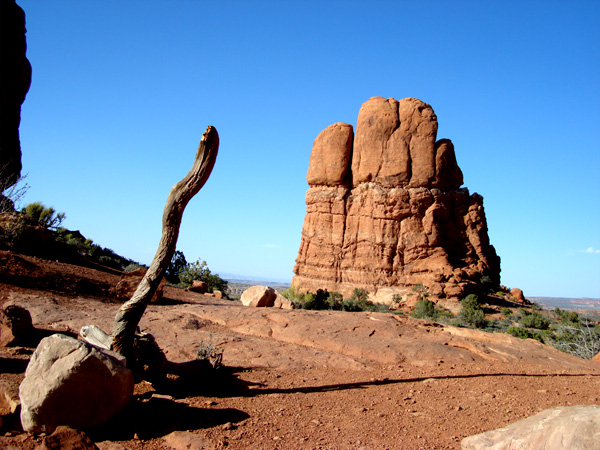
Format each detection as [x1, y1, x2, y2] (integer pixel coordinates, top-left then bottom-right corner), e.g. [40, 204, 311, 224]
[111, 126, 219, 360]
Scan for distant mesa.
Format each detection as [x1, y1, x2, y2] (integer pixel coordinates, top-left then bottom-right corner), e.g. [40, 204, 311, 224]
[292, 96, 500, 302]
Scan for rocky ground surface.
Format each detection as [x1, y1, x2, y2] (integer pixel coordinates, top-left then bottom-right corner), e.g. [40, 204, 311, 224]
[1, 251, 599, 449]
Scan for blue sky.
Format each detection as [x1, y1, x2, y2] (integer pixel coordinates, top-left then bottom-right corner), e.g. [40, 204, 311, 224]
[16, 0, 600, 298]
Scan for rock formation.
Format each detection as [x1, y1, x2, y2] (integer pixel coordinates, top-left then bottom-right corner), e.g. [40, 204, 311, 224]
[292, 97, 500, 301]
[0, 0, 32, 189]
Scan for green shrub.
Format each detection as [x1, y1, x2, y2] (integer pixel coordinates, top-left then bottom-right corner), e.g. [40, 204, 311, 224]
[554, 308, 580, 324]
[351, 288, 369, 303]
[179, 258, 228, 294]
[519, 311, 550, 330]
[124, 263, 146, 272]
[22, 202, 66, 229]
[411, 299, 436, 319]
[325, 291, 344, 310]
[302, 291, 325, 310]
[501, 307, 512, 318]
[508, 326, 544, 343]
[459, 294, 487, 328]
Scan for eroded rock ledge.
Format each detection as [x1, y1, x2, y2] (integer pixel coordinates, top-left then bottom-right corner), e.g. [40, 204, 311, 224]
[292, 97, 500, 302]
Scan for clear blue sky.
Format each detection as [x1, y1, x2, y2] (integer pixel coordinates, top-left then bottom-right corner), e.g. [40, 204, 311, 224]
[16, 1, 600, 298]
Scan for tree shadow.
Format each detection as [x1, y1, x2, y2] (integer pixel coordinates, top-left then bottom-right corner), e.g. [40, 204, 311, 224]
[244, 371, 599, 397]
[155, 361, 262, 400]
[87, 396, 249, 441]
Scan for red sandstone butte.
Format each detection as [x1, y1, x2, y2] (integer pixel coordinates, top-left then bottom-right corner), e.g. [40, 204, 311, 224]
[292, 97, 500, 302]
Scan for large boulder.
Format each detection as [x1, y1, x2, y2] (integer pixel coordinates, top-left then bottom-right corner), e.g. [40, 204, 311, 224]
[292, 97, 499, 300]
[19, 334, 134, 433]
[240, 286, 294, 309]
[461, 405, 600, 450]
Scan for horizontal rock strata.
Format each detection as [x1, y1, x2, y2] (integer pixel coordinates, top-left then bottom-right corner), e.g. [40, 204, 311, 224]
[292, 97, 500, 301]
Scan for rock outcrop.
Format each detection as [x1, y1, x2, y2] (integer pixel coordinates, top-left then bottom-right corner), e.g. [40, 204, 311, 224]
[293, 97, 500, 301]
[0, 0, 32, 190]
[461, 405, 600, 450]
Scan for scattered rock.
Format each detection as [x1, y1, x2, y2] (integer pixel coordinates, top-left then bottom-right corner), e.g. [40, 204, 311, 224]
[292, 96, 500, 300]
[96, 442, 128, 450]
[19, 334, 134, 433]
[212, 290, 223, 299]
[187, 280, 208, 294]
[162, 430, 214, 450]
[0, 304, 33, 346]
[0, 379, 20, 414]
[112, 268, 165, 304]
[36, 426, 99, 450]
[461, 405, 600, 450]
[510, 288, 526, 302]
[273, 292, 295, 309]
[240, 286, 294, 309]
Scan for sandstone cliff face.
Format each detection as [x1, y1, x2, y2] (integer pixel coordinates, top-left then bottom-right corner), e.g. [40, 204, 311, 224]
[292, 97, 500, 301]
[0, 0, 32, 190]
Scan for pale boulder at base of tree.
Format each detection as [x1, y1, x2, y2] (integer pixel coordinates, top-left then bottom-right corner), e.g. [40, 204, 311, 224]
[19, 334, 134, 433]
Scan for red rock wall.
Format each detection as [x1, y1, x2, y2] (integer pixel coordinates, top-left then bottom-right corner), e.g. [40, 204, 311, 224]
[292, 97, 500, 302]
[0, 0, 32, 189]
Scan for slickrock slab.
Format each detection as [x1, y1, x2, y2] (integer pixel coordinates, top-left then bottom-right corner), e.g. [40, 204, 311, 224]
[461, 405, 600, 450]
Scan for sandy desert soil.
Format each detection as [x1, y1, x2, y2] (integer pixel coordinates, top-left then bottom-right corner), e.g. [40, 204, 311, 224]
[1, 251, 599, 449]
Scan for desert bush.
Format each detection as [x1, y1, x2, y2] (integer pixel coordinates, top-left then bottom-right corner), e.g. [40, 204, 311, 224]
[22, 202, 66, 229]
[501, 307, 512, 318]
[197, 334, 223, 369]
[325, 291, 344, 310]
[459, 294, 487, 328]
[179, 258, 228, 294]
[351, 288, 369, 303]
[0, 169, 29, 212]
[411, 299, 436, 319]
[550, 320, 600, 359]
[124, 263, 146, 272]
[554, 308, 580, 324]
[519, 311, 550, 330]
[479, 275, 496, 293]
[508, 326, 544, 343]
[302, 289, 328, 310]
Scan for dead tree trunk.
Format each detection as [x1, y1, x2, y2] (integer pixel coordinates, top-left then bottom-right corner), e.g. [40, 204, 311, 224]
[111, 126, 219, 361]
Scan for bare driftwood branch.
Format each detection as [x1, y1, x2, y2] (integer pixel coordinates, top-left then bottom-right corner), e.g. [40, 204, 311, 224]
[111, 126, 219, 360]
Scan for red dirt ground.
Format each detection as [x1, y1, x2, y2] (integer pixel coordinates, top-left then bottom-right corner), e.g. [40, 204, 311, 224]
[1, 251, 598, 449]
